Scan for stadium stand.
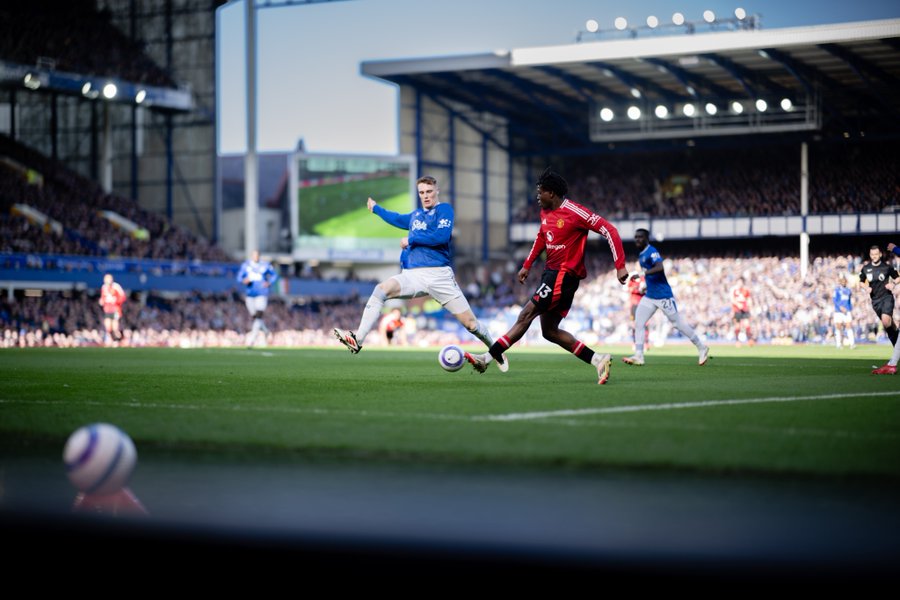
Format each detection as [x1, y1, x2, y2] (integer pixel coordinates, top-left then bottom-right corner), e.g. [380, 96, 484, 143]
[0, 1, 175, 87]
[513, 141, 900, 222]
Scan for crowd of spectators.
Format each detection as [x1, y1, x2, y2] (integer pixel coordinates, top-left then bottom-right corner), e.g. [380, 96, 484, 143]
[0, 1, 175, 88]
[2, 252, 893, 350]
[513, 142, 900, 222]
[1, 134, 230, 262]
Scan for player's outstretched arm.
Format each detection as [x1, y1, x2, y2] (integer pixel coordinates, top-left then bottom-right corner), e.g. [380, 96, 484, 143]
[616, 267, 629, 284]
[370, 198, 412, 230]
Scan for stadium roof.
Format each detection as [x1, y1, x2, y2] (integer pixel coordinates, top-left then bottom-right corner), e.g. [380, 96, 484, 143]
[362, 18, 900, 154]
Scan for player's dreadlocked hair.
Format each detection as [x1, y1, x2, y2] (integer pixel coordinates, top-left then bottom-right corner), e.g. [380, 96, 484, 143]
[537, 167, 568, 198]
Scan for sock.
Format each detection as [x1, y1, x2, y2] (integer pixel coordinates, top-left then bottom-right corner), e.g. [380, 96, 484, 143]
[887, 325, 898, 347]
[468, 320, 494, 349]
[356, 288, 387, 343]
[889, 336, 900, 367]
[835, 329, 842, 348]
[488, 336, 512, 364]
[673, 314, 704, 349]
[570, 339, 595, 365]
[847, 328, 855, 347]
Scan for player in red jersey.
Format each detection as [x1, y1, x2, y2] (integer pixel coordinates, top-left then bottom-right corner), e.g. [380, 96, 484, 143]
[466, 168, 628, 384]
[627, 269, 647, 350]
[99, 273, 127, 345]
[379, 308, 407, 346]
[730, 277, 753, 346]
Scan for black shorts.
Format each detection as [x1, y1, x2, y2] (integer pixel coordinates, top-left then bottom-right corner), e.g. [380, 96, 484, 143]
[104, 312, 120, 320]
[871, 295, 895, 318]
[733, 310, 750, 322]
[531, 269, 580, 317]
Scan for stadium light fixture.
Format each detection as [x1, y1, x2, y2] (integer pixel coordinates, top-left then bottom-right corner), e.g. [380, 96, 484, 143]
[24, 73, 40, 90]
[654, 105, 669, 119]
[672, 12, 685, 26]
[630, 87, 642, 99]
[682, 103, 696, 117]
[600, 107, 615, 122]
[703, 10, 716, 23]
[755, 99, 768, 112]
[705, 102, 718, 115]
[627, 106, 641, 120]
[780, 98, 793, 111]
[135, 90, 147, 104]
[586, 19, 599, 33]
[731, 100, 744, 114]
[735, 7, 747, 20]
[614, 17, 628, 31]
[647, 15, 659, 28]
[102, 83, 118, 99]
[81, 82, 92, 95]
[686, 85, 696, 96]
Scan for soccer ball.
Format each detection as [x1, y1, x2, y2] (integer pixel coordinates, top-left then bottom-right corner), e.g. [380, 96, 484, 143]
[438, 344, 466, 372]
[63, 423, 137, 495]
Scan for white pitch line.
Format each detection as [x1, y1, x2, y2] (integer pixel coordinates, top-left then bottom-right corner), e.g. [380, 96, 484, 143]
[474, 391, 900, 422]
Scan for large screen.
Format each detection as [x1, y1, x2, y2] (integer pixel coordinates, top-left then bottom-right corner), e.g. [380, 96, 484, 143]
[291, 153, 416, 262]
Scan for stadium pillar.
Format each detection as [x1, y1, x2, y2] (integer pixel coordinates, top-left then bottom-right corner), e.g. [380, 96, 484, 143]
[482, 134, 489, 262]
[244, 0, 259, 256]
[101, 103, 113, 193]
[800, 142, 809, 278]
[50, 93, 58, 161]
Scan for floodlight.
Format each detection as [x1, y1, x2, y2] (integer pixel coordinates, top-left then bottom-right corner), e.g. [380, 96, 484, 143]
[755, 99, 768, 112]
[135, 90, 147, 104]
[731, 101, 744, 114]
[705, 102, 718, 115]
[614, 17, 627, 31]
[627, 106, 641, 120]
[735, 7, 747, 20]
[780, 98, 793, 111]
[630, 87, 642, 99]
[586, 19, 599, 33]
[82, 82, 92, 95]
[703, 10, 716, 23]
[654, 105, 669, 118]
[682, 103, 696, 117]
[600, 107, 614, 122]
[647, 15, 659, 28]
[672, 12, 685, 25]
[102, 83, 118, 99]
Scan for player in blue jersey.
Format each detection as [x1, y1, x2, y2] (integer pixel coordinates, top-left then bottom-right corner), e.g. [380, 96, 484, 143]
[237, 250, 278, 348]
[333, 175, 505, 370]
[622, 229, 709, 366]
[832, 274, 855, 349]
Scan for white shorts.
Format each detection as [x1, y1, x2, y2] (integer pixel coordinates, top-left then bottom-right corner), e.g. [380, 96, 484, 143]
[833, 311, 851, 325]
[245, 295, 268, 314]
[638, 296, 679, 321]
[390, 266, 471, 315]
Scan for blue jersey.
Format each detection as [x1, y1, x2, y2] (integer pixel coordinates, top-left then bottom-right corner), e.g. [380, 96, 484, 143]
[833, 285, 852, 313]
[237, 259, 277, 297]
[639, 244, 674, 299]
[373, 202, 454, 268]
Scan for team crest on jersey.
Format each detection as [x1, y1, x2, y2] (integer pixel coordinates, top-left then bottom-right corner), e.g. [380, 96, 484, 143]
[546, 231, 554, 242]
[411, 220, 427, 231]
[556, 218, 565, 228]
[437, 218, 451, 229]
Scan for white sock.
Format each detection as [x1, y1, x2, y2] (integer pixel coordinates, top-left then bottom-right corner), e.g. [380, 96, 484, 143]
[356, 288, 387, 342]
[888, 338, 900, 367]
[467, 320, 493, 349]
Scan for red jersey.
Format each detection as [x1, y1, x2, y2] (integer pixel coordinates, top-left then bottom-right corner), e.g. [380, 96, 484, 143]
[100, 282, 126, 315]
[731, 286, 751, 312]
[523, 199, 625, 279]
[627, 275, 646, 307]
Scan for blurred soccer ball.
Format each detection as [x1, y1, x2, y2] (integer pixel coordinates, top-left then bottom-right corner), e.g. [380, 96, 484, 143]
[63, 423, 137, 495]
[438, 344, 466, 372]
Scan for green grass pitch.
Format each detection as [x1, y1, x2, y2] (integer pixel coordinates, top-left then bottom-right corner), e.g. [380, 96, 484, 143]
[1, 345, 899, 478]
